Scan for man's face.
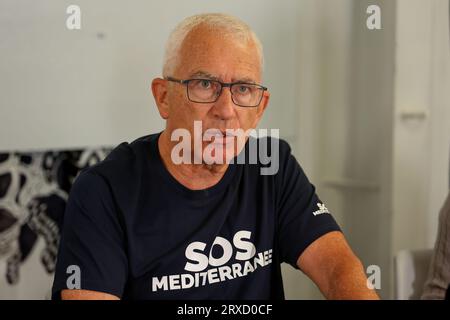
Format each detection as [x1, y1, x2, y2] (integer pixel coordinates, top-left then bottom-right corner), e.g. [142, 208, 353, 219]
[162, 26, 269, 163]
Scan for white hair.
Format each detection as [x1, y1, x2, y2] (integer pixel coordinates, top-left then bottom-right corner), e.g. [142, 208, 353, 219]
[162, 13, 264, 77]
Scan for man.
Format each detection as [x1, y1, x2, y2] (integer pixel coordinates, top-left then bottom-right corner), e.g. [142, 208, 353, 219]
[52, 13, 379, 300]
[421, 191, 450, 299]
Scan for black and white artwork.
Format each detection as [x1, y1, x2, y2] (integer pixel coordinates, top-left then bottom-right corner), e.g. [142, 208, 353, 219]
[0, 148, 110, 298]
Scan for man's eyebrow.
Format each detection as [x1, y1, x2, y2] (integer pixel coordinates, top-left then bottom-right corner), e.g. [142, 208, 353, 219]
[188, 71, 257, 84]
[235, 77, 256, 84]
[189, 71, 220, 80]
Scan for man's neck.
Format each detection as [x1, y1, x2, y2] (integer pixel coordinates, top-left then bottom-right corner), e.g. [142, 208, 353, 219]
[157, 130, 229, 190]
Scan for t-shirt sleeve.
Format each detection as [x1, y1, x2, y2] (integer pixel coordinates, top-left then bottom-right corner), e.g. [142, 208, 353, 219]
[276, 140, 342, 269]
[51, 170, 128, 299]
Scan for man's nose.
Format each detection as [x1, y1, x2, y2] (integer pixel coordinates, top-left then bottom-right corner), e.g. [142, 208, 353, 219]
[211, 87, 236, 120]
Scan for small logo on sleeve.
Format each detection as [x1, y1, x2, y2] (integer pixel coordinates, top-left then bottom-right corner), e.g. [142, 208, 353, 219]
[313, 203, 330, 216]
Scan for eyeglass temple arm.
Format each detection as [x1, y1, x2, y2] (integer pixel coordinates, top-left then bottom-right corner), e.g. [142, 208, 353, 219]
[165, 76, 186, 84]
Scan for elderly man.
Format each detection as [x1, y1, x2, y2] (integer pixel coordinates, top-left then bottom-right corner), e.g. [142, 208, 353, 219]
[52, 13, 379, 300]
[422, 191, 450, 299]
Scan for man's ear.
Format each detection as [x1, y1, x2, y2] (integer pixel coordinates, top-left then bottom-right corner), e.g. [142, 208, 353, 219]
[151, 78, 170, 119]
[252, 90, 270, 127]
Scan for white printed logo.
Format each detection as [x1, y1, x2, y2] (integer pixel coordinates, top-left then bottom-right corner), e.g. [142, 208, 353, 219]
[151, 230, 272, 292]
[313, 203, 330, 216]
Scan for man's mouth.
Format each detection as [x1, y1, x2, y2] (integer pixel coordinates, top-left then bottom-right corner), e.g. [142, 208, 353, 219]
[203, 129, 236, 145]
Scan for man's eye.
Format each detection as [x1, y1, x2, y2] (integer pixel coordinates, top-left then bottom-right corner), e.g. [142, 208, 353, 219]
[238, 85, 250, 93]
[199, 80, 211, 89]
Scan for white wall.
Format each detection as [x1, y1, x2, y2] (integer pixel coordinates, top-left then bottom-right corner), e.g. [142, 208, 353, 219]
[0, 0, 300, 151]
[287, 0, 355, 300]
[293, 0, 397, 299]
[423, 0, 450, 246]
[294, 0, 450, 299]
[392, 0, 450, 260]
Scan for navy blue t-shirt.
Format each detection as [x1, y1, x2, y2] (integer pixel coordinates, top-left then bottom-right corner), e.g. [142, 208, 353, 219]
[52, 133, 341, 299]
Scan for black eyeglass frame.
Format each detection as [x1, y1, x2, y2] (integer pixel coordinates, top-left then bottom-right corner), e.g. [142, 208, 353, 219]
[165, 76, 268, 107]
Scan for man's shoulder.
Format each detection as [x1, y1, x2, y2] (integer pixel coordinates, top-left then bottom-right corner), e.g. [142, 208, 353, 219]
[80, 133, 159, 182]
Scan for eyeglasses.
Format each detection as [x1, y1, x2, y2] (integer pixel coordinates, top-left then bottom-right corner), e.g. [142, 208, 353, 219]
[165, 77, 267, 107]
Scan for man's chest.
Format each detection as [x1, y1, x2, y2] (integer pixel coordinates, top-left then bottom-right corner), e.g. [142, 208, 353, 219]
[120, 188, 278, 299]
